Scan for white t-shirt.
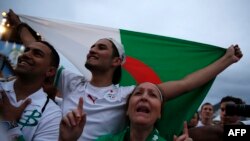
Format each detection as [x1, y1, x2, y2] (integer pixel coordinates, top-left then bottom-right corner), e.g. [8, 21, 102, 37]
[196, 120, 205, 127]
[0, 125, 9, 141]
[197, 120, 214, 127]
[1, 80, 62, 141]
[58, 69, 135, 141]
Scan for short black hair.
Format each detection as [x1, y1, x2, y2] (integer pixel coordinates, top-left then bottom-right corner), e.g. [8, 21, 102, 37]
[201, 102, 213, 111]
[38, 40, 60, 68]
[220, 96, 244, 105]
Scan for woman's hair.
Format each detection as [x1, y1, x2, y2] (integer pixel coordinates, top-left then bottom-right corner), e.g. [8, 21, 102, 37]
[124, 83, 164, 126]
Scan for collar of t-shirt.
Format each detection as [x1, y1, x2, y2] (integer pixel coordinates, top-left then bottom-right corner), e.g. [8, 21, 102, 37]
[85, 82, 118, 99]
[1, 80, 48, 108]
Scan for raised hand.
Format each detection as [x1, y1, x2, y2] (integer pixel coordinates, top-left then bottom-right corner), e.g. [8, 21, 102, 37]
[225, 44, 243, 63]
[174, 121, 193, 141]
[59, 97, 86, 141]
[7, 9, 22, 27]
[0, 91, 31, 121]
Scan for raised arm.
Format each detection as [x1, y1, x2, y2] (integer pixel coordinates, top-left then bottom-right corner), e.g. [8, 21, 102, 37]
[7, 9, 38, 46]
[158, 45, 243, 101]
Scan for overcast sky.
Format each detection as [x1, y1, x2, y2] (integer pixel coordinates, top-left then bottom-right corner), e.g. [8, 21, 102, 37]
[0, 0, 249, 106]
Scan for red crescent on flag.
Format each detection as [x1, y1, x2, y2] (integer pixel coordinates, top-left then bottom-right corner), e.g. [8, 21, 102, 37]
[123, 56, 162, 84]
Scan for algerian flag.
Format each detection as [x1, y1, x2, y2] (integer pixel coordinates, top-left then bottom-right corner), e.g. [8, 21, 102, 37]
[20, 15, 225, 141]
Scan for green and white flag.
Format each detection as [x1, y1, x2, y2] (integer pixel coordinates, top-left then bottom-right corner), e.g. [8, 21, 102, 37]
[20, 15, 225, 141]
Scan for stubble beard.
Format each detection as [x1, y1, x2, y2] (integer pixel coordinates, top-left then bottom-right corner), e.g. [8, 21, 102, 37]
[85, 62, 109, 73]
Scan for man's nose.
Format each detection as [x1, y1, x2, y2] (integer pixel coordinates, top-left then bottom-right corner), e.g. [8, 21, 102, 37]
[22, 50, 32, 58]
[89, 46, 98, 53]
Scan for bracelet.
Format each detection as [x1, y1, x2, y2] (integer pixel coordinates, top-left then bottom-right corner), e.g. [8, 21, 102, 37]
[0, 121, 19, 130]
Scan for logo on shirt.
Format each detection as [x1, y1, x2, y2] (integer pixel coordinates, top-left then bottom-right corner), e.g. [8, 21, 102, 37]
[104, 89, 118, 102]
[87, 94, 97, 104]
[18, 109, 42, 130]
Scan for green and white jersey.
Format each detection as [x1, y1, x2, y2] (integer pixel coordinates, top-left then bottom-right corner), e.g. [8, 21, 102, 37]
[1, 80, 62, 141]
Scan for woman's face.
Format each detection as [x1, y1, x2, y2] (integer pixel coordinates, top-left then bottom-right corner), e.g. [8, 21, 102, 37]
[127, 82, 162, 127]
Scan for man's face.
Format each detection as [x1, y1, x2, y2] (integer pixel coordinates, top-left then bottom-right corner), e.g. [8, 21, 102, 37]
[220, 101, 239, 125]
[201, 104, 213, 120]
[127, 82, 162, 127]
[15, 42, 53, 77]
[85, 39, 119, 72]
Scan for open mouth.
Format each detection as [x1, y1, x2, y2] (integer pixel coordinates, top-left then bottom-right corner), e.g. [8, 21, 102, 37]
[18, 59, 32, 66]
[87, 54, 98, 60]
[136, 105, 150, 113]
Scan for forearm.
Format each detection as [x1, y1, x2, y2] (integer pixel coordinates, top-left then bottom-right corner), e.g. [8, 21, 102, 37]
[159, 53, 235, 101]
[183, 54, 233, 92]
[17, 23, 39, 46]
[18, 24, 37, 46]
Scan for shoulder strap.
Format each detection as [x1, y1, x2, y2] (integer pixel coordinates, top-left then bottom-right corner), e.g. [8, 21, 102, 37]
[41, 96, 49, 113]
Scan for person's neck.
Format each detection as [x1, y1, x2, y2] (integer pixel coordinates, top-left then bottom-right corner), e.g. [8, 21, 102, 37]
[14, 76, 43, 101]
[90, 71, 114, 87]
[202, 118, 212, 125]
[129, 124, 154, 141]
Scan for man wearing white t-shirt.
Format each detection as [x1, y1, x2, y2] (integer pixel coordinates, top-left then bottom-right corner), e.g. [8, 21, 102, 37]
[0, 40, 62, 141]
[8, 10, 243, 141]
[197, 102, 214, 127]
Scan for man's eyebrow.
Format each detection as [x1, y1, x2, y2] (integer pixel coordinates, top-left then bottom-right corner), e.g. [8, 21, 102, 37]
[34, 48, 46, 55]
[98, 43, 108, 47]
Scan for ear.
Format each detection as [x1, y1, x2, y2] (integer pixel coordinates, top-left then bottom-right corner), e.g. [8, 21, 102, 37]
[112, 57, 122, 67]
[46, 67, 57, 77]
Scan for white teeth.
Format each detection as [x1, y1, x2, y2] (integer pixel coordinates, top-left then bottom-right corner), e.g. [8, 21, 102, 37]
[89, 56, 97, 59]
[19, 61, 29, 65]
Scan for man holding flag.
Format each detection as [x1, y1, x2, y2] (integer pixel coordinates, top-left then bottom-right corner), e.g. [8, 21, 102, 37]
[7, 9, 243, 141]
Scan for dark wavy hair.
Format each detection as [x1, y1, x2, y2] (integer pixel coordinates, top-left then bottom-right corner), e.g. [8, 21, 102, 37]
[108, 39, 122, 85]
